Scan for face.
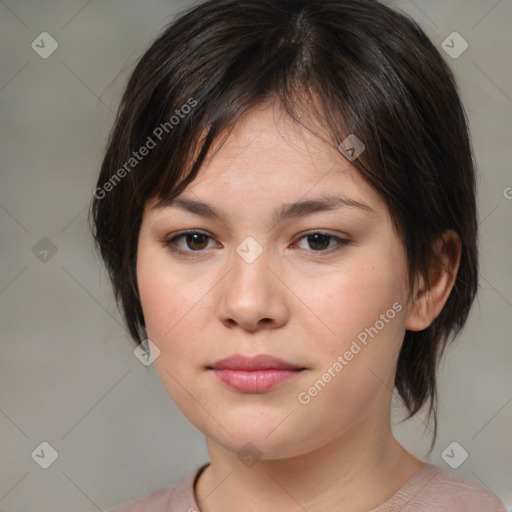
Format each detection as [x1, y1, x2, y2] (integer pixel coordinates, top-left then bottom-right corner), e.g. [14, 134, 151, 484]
[136, 102, 413, 460]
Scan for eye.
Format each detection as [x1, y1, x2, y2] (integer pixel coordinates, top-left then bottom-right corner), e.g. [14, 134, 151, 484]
[294, 232, 350, 252]
[164, 230, 219, 253]
[164, 230, 349, 256]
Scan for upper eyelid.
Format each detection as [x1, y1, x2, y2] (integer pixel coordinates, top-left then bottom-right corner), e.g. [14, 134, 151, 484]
[167, 228, 346, 240]
[167, 230, 220, 246]
[166, 229, 349, 250]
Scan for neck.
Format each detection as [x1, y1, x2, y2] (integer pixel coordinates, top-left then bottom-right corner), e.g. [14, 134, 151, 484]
[195, 417, 425, 512]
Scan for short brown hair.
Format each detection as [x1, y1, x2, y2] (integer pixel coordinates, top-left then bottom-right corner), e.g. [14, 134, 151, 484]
[91, 0, 478, 442]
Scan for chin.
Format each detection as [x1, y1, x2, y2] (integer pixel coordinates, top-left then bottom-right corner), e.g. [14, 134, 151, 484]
[201, 415, 316, 459]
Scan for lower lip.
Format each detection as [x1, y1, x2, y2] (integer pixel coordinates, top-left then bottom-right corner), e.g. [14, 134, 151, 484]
[211, 369, 304, 393]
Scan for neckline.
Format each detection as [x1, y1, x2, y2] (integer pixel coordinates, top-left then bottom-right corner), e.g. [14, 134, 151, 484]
[191, 461, 434, 511]
[193, 461, 211, 490]
[368, 462, 435, 511]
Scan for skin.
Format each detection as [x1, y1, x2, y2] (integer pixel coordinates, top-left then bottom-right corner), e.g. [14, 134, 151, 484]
[136, 101, 460, 512]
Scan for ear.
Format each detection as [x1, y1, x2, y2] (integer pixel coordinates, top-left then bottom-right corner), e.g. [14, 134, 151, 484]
[406, 230, 461, 331]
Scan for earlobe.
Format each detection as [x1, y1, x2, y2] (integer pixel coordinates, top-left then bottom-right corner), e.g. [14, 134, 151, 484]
[406, 231, 461, 332]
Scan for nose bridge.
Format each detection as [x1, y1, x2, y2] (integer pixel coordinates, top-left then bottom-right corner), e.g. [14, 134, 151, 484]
[228, 238, 274, 301]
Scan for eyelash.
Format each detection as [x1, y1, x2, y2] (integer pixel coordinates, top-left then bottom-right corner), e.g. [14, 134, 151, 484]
[163, 230, 350, 257]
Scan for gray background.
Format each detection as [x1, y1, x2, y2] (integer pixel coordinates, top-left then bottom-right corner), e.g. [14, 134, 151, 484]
[0, 0, 511, 510]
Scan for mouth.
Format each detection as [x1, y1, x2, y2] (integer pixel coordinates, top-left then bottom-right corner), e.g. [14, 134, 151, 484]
[207, 354, 306, 393]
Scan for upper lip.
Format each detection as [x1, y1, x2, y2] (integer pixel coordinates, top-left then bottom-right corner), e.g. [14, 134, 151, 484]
[208, 354, 305, 371]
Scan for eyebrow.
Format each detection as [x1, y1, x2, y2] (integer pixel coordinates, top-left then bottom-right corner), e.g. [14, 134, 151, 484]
[154, 195, 375, 224]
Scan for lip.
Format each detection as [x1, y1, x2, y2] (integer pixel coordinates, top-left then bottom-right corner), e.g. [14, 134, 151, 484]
[207, 354, 306, 393]
[209, 354, 304, 371]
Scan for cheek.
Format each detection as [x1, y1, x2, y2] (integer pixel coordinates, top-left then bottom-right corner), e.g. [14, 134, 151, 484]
[307, 252, 408, 350]
[295, 264, 407, 434]
[137, 250, 209, 414]
[137, 246, 192, 365]
[137, 242, 200, 338]
[136, 245, 222, 396]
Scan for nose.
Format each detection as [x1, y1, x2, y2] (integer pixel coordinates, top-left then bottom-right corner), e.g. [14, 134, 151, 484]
[216, 246, 290, 332]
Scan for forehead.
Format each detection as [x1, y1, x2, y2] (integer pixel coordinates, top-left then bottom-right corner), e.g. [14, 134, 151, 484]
[177, 104, 380, 204]
[146, 102, 388, 225]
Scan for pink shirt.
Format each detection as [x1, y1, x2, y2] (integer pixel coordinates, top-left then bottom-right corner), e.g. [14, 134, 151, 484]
[107, 462, 507, 511]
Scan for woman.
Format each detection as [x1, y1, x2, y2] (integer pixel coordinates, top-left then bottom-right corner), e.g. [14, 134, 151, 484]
[92, 0, 507, 510]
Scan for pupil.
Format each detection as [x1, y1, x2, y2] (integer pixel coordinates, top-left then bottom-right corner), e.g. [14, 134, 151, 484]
[308, 234, 330, 250]
[187, 233, 207, 250]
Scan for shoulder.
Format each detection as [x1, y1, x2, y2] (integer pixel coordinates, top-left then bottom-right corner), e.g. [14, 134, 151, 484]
[105, 463, 207, 512]
[383, 463, 507, 512]
[104, 485, 177, 512]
